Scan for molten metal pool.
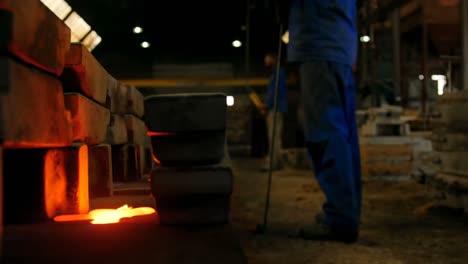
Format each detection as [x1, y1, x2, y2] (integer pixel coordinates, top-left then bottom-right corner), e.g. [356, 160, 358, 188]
[54, 205, 156, 224]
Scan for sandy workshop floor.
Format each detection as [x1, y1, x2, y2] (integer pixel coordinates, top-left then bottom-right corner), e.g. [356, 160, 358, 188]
[230, 157, 468, 264]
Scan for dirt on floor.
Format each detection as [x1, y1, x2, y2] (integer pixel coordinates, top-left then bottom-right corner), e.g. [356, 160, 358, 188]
[230, 157, 468, 264]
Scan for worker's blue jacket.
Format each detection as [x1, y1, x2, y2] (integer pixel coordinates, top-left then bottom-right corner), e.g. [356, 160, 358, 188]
[265, 68, 288, 113]
[287, 0, 357, 66]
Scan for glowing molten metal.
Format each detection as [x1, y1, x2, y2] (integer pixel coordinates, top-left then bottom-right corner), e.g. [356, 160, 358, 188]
[54, 205, 156, 224]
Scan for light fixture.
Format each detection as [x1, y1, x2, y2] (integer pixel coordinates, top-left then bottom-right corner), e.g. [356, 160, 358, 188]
[141, 41, 150, 48]
[431, 75, 447, 95]
[82, 31, 102, 52]
[419, 75, 424, 80]
[232, 40, 242, 48]
[360, 35, 371, 43]
[282, 30, 289, 44]
[133, 26, 143, 34]
[226, 96, 235, 106]
[40, 0, 102, 51]
[40, 0, 72, 19]
[65, 11, 92, 42]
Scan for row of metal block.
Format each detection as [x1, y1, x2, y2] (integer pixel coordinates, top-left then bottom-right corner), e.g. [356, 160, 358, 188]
[144, 93, 232, 224]
[429, 90, 468, 212]
[0, 0, 152, 226]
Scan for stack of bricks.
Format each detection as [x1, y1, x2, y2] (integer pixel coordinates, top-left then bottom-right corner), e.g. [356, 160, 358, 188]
[107, 82, 151, 183]
[0, 0, 85, 224]
[431, 91, 468, 212]
[0, 0, 152, 226]
[145, 93, 233, 225]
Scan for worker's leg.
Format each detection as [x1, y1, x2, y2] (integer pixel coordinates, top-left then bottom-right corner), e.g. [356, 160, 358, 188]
[345, 73, 362, 221]
[273, 112, 283, 168]
[266, 112, 283, 169]
[300, 61, 361, 235]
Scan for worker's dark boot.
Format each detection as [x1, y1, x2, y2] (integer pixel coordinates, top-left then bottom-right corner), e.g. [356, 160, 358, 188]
[298, 223, 358, 244]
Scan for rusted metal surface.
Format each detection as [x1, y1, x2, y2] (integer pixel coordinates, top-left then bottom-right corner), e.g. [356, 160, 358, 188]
[124, 115, 147, 146]
[0, 0, 70, 76]
[121, 78, 269, 88]
[3, 145, 89, 224]
[106, 115, 128, 145]
[61, 43, 118, 105]
[1, 59, 72, 148]
[89, 144, 113, 198]
[64, 93, 110, 145]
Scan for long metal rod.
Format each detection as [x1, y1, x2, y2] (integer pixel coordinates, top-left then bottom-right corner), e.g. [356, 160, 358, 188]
[462, 0, 468, 90]
[262, 23, 284, 231]
[391, 8, 401, 100]
[245, 0, 251, 83]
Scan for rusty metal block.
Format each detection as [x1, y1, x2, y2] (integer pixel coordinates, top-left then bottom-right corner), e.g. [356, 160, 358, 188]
[106, 115, 128, 145]
[3, 144, 89, 224]
[150, 132, 225, 166]
[89, 144, 113, 198]
[124, 114, 147, 146]
[61, 43, 118, 105]
[0, 0, 71, 76]
[151, 156, 232, 225]
[0, 59, 72, 148]
[64, 93, 110, 145]
[111, 144, 140, 182]
[144, 93, 226, 132]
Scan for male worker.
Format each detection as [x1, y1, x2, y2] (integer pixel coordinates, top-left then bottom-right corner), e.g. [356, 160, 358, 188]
[262, 53, 287, 171]
[285, 0, 362, 243]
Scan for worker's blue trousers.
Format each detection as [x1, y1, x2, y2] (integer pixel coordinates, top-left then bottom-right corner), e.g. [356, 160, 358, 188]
[299, 61, 362, 234]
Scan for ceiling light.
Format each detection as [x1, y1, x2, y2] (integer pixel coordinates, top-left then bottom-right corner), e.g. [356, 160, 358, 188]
[133, 26, 143, 34]
[226, 96, 235, 106]
[232, 40, 242, 48]
[360, 35, 371, 43]
[65, 11, 91, 42]
[141, 41, 150, 48]
[432, 75, 447, 96]
[40, 0, 72, 20]
[82, 31, 102, 52]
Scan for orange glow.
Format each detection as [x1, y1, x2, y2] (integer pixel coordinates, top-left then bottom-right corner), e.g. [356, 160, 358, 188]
[77, 145, 89, 214]
[44, 150, 67, 218]
[146, 131, 175, 136]
[54, 204, 156, 224]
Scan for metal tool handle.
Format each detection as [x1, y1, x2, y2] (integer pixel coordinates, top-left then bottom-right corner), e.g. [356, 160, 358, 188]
[262, 23, 284, 232]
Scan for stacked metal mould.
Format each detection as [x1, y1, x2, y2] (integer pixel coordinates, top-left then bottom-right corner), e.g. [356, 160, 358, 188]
[144, 93, 233, 224]
[431, 90, 468, 212]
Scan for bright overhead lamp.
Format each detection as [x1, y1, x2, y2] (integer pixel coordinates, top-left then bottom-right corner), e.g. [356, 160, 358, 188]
[432, 75, 447, 96]
[82, 31, 102, 52]
[40, 0, 72, 20]
[360, 35, 371, 43]
[226, 96, 235, 106]
[232, 40, 242, 48]
[133, 26, 143, 34]
[65, 11, 92, 42]
[141, 41, 150, 48]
